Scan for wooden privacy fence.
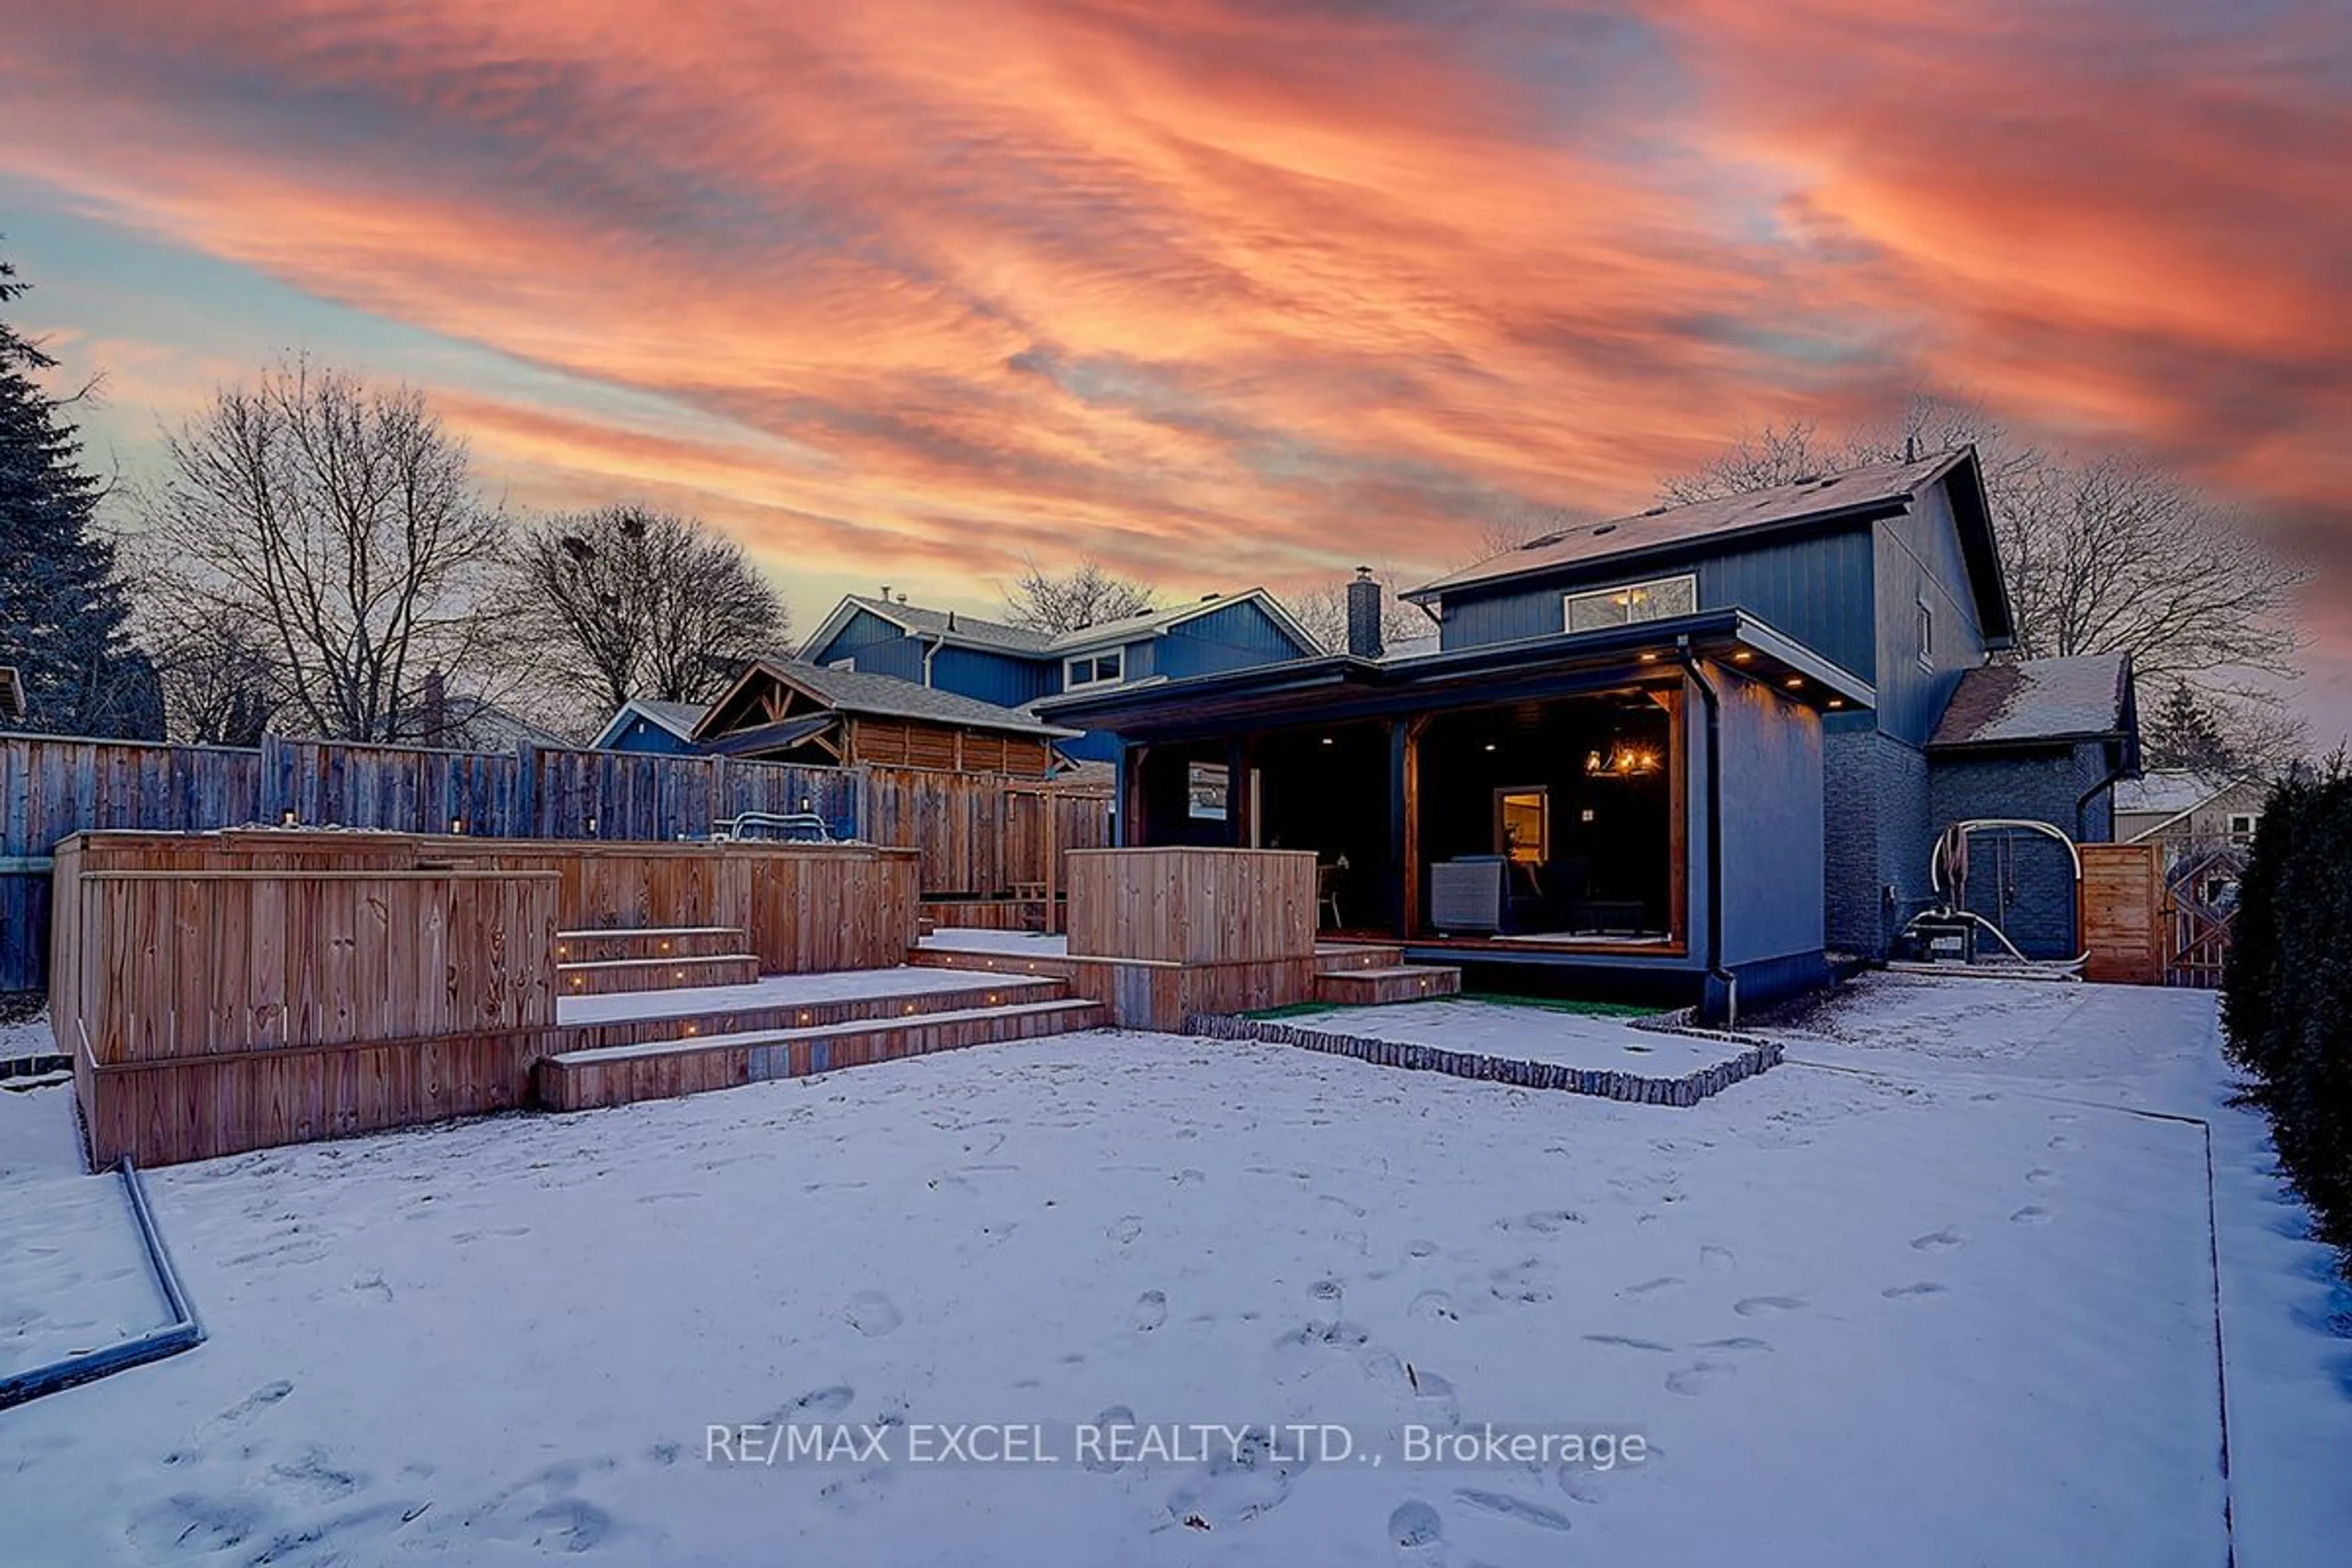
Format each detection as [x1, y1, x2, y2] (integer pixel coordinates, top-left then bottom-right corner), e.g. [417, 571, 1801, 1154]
[2079, 842, 2165, 984]
[53, 829, 922, 1165]
[1, 731, 1108, 991]
[2078, 840, 2239, 988]
[1064, 848, 1317, 965]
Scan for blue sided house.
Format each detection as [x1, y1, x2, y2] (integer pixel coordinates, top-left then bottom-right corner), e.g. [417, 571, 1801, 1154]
[1039, 447, 2139, 1023]
[796, 589, 1322, 763]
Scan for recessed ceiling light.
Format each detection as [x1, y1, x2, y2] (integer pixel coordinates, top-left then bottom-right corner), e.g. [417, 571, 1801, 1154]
[1733, 650, 1754, 664]
[1784, 676, 1804, 688]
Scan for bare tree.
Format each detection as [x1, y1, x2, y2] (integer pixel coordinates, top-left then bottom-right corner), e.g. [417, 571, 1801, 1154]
[148, 605, 277, 745]
[1284, 568, 1431, 653]
[508, 505, 788, 714]
[1659, 393, 2312, 733]
[138, 360, 511, 744]
[1001, 554, 1155, 635]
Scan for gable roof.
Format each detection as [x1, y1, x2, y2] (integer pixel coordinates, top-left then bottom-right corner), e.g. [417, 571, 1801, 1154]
[695, 658, 1078, 741]
[801, 589, 1318, 663]
[0, 665, 24, 723]
[1406, 447, 2015, 644]
[591, 696, 710, 749]
[1928, 653, 2136, 750]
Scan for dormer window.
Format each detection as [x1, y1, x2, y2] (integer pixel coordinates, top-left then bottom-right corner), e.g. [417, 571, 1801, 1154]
[1066, 649, 1125, 688]
[1562, 573, 1696, 634]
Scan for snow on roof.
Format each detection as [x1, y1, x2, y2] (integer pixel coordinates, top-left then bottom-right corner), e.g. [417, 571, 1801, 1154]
[838, 596, 1054, 655]
[2114, 769, 2226, 818]
[1929, 653, 2134, 748]
[823, 589, 1314, 660]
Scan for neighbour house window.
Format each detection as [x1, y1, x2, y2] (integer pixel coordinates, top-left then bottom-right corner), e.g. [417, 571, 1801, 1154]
[1561, 574, 1697, 634]
[1066, 650, 1125, 688]
[2230, 812, 2260, 845]
[1916, 596, 1934, 669]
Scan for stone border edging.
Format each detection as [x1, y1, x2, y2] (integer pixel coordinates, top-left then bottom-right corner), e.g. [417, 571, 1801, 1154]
[1183, 1013, 1782, 1107]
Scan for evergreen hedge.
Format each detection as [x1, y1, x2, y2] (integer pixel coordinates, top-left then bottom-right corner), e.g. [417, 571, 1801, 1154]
[2223, 769, 2352, 1257]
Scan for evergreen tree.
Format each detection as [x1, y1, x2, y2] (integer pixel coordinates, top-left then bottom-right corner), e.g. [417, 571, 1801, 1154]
[0, 247, 159, 738]
[2141, 681, 2236, 775]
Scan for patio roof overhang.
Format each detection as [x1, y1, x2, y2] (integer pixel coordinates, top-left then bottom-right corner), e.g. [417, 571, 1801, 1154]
[1038, 608, 1873, 742]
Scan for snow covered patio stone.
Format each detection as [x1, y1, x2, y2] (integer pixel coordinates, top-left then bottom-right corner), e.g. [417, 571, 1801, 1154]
[4, 976, 2345, 1564]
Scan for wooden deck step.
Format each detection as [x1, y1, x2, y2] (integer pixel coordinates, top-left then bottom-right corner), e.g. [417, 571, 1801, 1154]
[562, 976, 1072, 1052]
[538, 998, 1108, 1111]
[1313, 964, 1463, 1006]
[554, 926, 749, 963]
[557, 953, 761, 995]
[1314, 943, 1408, 974]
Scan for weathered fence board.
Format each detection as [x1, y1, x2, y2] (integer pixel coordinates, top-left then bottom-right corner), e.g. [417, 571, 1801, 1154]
[1, 732, 1107, 991]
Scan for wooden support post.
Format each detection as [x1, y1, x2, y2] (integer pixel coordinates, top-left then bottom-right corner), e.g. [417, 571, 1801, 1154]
[1390, 717, 1426, 939]
[1044, 790, 1061, 935]
[1225, 736, 1253, 850]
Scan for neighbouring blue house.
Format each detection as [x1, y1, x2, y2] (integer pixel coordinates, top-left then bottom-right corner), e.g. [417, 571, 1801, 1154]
[1041, 447, 2140, 1022]
[796, 589, 1322, 763]
[592, 697, 710, 756]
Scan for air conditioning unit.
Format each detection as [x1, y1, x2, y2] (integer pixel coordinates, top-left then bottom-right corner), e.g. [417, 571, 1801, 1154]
[1430, 857, 1506, 935]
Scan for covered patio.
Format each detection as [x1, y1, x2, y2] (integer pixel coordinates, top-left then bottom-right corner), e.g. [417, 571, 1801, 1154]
[1047, 609, 1871, 1020]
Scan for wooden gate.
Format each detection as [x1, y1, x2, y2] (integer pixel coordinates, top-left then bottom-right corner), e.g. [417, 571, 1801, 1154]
[2160, 843, 2242, 989]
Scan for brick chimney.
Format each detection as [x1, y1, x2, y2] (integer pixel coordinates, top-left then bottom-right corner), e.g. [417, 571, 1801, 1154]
[421, 669, 448, 746]
[1346, 567, 1384, 658]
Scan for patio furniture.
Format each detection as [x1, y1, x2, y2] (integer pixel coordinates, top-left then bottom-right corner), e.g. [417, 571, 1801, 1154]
[1317, 862, 1344, 929]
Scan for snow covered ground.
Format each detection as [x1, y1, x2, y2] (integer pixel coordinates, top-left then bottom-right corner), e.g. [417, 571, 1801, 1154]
[2, 975, 2345, 1565]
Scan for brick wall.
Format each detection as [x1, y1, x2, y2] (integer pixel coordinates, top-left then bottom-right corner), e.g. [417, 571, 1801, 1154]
[1824, 727, 1932, 958]
[1926, 742, 2115, 959]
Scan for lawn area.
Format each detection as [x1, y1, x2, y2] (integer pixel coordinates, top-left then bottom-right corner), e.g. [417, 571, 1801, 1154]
[4, 975, 2347, 1565]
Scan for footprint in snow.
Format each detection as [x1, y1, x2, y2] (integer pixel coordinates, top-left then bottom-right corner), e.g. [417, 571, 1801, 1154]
[1084, 1406, 1137, 1472]
[1308, 1278, 1344, 1303]
[1455, 1487, 1574, 1532]
[2010, 1205, 2054, 1225]
[1700, 1244, 1737, 1272]
[1620, 1275, 1683, 1297]
[1403, 1240, 1440, 1260]
[1131, 1291, 1169, 1332]
[1583, 1333, 1675, 1352]
[1732, 1295, 1805, 1316]
[1407, 1291, 1459, 1322]
[1882, 1282, 1950, 1299]
[2026, 1167, 2061, 1186]
[842, 1291, 902, 1337]
[1389, 1499, 1444, 1550]
[1910, 1228, 1967, 1252]
[1107, 1216, 1144, 1246]
[2048, 1134, 2081, 1153]
[1694, 1335, 1773, 1352]
[1665, 1361, 1733, 1396]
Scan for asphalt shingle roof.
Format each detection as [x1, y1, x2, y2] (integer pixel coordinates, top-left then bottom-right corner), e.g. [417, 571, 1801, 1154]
[766, 660, 1077, 737]
[1928, 653, 2134, 748]
[1409, 450, 1973, 601]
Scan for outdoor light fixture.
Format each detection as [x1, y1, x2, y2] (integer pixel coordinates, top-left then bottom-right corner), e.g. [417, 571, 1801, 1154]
[1483, 742, 1498, 752]
[449, 815, 467, 834]
[1321, 736, 1335, 747]
[1638, 651, 1659, 663]
[1828, 698, 1845, 709]
[1586, 742, 1660, 778]
[280, 809, 298, 826]
[1733, 650, 1754, 664]
[586, 815, 598, 835]
[1784, 676, 1804, 689]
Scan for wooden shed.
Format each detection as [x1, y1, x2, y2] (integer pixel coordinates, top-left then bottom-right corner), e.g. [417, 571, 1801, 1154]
[694, 658, 1077, 777]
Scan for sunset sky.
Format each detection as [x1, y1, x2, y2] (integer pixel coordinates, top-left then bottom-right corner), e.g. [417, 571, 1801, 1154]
[2, 1, 2346, 737]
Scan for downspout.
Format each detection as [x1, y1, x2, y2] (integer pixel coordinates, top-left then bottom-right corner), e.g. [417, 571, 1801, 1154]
[920, 634, 941, 688]
[1676, 639, 1736, 1029]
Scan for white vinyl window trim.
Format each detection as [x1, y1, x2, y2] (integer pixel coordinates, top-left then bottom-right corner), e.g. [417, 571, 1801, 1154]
[1561, 573, 1697, 633]
[1065, 649, 1125, 689]
[1916, 595, 1935, 671]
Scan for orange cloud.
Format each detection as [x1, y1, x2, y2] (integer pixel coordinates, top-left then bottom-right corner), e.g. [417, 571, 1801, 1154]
[0, 0, 2343, 727]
